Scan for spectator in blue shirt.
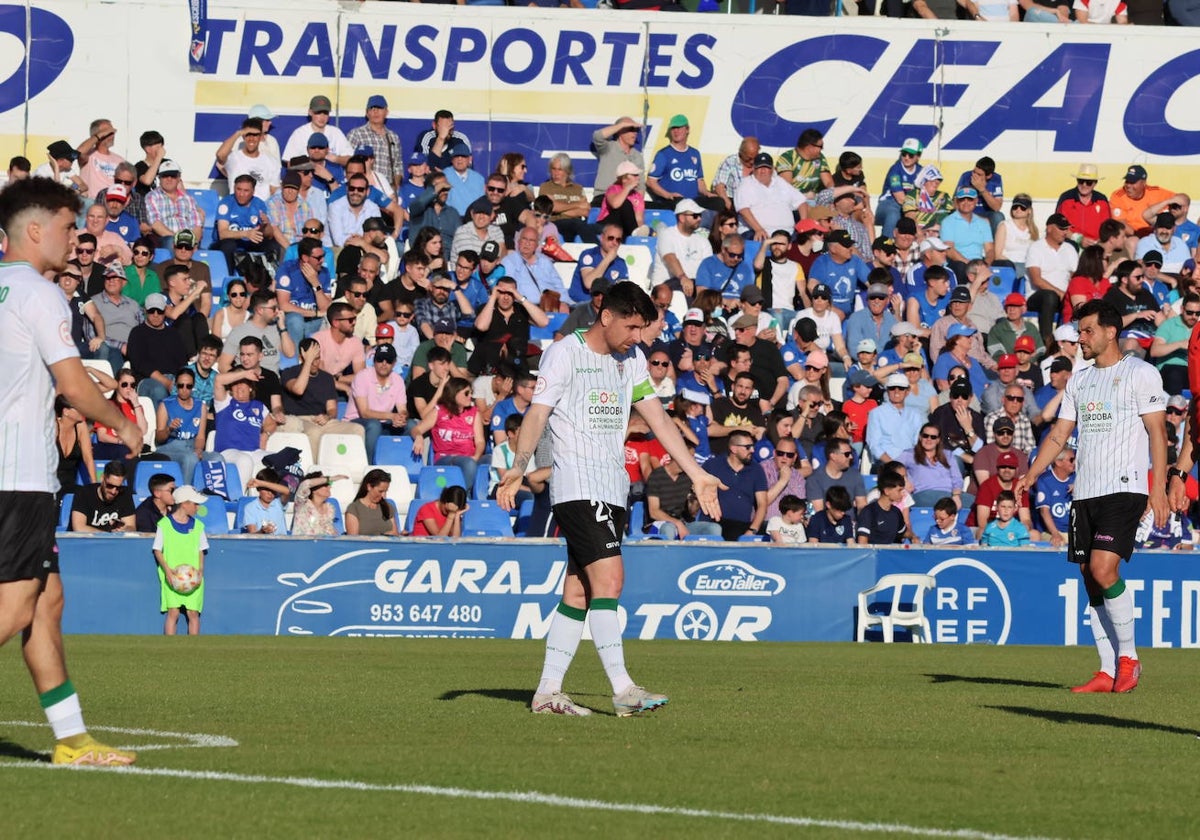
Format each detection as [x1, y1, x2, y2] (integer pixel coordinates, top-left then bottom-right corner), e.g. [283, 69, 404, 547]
[212, 174, 278, 273]
[1033, 447, 1074, 548]
[876, 138, 924, 238]
[645, 114, 723, 216]
[699, 429, 768, 541]
[954, 156, 1005, 232]
[569, 221, 629, 302]
[865, 373, 926, 468]
[807, 485, 856, 544]
[276, 237, 333, 349]
[807, 229, 872, 317]
[980, 491, 1031, 546]
[925, 496, 977, 546]
[444, 142, 486, 216]
[695, 236, 754, 303]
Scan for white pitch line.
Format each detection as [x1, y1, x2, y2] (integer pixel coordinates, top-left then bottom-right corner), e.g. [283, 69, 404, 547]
[0, 760, 1060, 840]
[0, 721, 238, 752]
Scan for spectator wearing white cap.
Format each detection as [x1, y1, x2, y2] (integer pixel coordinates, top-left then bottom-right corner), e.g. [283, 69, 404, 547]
[216, 117, 279, 201]
[145, 159, 202, 246]
[649, 198, 713, 297]
[865, 372, 926, 468]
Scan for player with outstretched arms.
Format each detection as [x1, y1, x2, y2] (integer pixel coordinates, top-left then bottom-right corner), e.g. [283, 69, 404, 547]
[497, 282, 722, 716]
[1018, 300, 1168, 694]
[0, 177, 144, 764]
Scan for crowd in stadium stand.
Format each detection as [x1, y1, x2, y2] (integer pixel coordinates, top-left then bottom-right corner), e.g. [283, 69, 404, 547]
[368, 0, 1188, 26]
[12, 98, 1197, 546]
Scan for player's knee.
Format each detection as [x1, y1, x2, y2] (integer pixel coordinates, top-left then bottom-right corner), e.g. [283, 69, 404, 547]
[0, 601, 36, 641]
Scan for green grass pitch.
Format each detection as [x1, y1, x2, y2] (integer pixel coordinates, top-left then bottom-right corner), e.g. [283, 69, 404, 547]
[2, 638, 1198, 838]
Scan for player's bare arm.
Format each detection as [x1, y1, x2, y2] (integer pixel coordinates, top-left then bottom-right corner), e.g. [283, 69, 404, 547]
[1143, 408, 1170, 529]
[1015, 417, 1075, 497]
[497, 402, 552, 511]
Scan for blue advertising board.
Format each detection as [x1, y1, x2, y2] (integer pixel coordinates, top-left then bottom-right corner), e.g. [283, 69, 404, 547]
[58, 536, 1200, 647]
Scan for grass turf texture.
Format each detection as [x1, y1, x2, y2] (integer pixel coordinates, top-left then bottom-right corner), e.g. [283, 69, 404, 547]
[2, 638, 1197, 838]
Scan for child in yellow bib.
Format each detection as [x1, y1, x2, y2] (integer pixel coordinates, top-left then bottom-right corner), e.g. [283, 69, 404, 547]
[153, 485, 210, 635]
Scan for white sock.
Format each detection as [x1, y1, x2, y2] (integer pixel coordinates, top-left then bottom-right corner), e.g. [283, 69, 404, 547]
[588, 600, 633, 695]
[42, 689, 86, 740]
[1104, 581, 1138, 660]
[1086, 604, 1117, 676]
[536, 603, 586, 695]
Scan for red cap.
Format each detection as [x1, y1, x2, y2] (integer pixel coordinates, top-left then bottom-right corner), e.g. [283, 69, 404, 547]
[794, 218, 828, 235]
[997, 451, 1019, 468]
[998, 354, 1018, 369]
[1014, 335, 1036, 353]
[1004, 293, 1026, 308]
[375, 323, 394, 339]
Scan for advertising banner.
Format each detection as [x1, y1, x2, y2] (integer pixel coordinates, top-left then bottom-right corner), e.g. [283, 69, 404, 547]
[3, 1, 1200, 197]
[58, 536, 1200, 647]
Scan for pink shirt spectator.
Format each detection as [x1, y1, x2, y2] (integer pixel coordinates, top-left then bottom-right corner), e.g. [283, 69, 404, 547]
[431, 405, 478, 459]
[344, 367, 406, 421]
[80, 150, 125, 197]
[314, 328, 366, 379]
[598, 184, 645, 222]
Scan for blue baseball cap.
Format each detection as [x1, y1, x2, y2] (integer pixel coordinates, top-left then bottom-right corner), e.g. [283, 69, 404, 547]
[366, 94, 388, 110]
[954, 186, 978, 200]
[947, 322, 977, 338]
[407, 151, 427, 166]
[306, 133, 329, 149]
[449, 142, 471, 158]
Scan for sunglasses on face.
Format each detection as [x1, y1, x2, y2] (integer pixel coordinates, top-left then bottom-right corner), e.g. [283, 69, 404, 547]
[175, 244, 195, 251]
[1077, 179, 1096, 186]
[486, 186, 505, 193]
[1184, 309, 1200, 316]
[348, 291, 366, 298]
[176, 383, 194, 390]
[726, 251, 745, 261]
[119, 381, 136, 388]
[996, 429, 1014, 436]
[395, 311, 413, 318]
[76, 247, 95, 255]
[302, 227, 323, 235]
[133, 249, 151, 257]
[103, 481, 123, 491]
[1005, 395, 1024, 402]
[145, 308, 164, 315]
[649, 360, 670, 367]
[346, 186, 368, 193]
[228, 291, 247, 298]
[920, 433, 940, 440]
[776, 450, 797, 458]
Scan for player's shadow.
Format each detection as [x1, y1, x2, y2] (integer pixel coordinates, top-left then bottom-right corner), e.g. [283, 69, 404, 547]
[0, 739, 49, 762]
[925, 673, 1064, 690]
[439, 688, 532, 706]
[985, 705, 1200, 738]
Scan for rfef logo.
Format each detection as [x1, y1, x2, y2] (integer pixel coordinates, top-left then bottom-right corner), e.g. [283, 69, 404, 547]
[0, 8, 73, 115]
[924, 556, 1012, 644]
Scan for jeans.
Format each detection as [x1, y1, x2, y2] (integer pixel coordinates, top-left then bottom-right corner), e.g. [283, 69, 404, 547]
[654, 520, 723, 540]
[285, 312, 325, 354]
[156, 438, 203, 486]
[137, 376, 172, 409]
[1023, 6, 1066, 21]
[876, 196, 903, 238]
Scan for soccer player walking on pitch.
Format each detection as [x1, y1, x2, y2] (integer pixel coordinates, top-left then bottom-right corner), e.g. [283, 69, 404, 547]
[1017, 300, 1168, 694]
[498, 282, 722, 716]
[0, 177, 142, 764]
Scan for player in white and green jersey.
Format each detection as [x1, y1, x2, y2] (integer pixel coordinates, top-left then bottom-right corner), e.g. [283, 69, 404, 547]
[498, 282, 722, 717]
[0, 177, 142, 765]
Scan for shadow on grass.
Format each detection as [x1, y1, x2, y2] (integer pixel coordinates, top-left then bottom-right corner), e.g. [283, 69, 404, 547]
[0, 739, 48, 762]
[439, 688, 531, 706]
[925, 673, 1065, 690]
[986, 705, 1200, 737]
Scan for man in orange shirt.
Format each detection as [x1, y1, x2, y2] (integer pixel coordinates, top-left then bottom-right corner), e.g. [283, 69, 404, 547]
[1108, 165, 1176, 239]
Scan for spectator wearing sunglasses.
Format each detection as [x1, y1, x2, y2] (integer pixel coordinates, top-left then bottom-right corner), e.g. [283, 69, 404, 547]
[70, 461, 136, 533]
[151, 228, 212, 299]
[102, 182, 140, 245]
[569, 221, 629, 303]
[695, 235, 755, 305]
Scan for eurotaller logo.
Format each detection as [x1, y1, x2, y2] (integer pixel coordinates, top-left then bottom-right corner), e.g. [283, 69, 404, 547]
[677, 560, 785, 598]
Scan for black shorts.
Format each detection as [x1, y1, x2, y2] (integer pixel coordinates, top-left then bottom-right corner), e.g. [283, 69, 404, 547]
[0, 492, 60, 583]
[552, 500, 627, 568]
[1069, 493, 1146, 565]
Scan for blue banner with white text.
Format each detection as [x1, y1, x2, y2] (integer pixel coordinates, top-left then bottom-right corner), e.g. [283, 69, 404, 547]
[57, 536, 1200, 647]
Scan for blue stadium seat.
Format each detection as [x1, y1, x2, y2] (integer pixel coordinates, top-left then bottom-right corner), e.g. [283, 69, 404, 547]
[471, 464, 490, 500]
[404, 498, 437, 533]
[417, 465, 466, 499]
[58, 494, 73, 532]
[990, 265, 1018, 295]
[739, 534, 767, 542]
[134, 461, 184, 497]
[196, 498, 230, 536]
[153, 247, 172, 264]
[530, 311, 568, 342]
[192, 461, 243, 512]
[626, 500, 646, 536]
[625, 235, 656, 257]
[374, 436, 423, 481]
[908, 507, 936, 540]
[514, 498, 535, 536]
[586, 207, 600, 224]
[462, 501, 513, 537]
[743, 239, 762, 266]
[684, 533, 723, 541]
[188, 188, 220, 228]
[645, 209, 676, 231]
[329, 497, 345, 535]
[196, 249, 231, 297]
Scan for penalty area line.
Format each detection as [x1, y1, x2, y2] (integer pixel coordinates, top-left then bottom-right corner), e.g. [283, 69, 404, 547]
[0, 760, 1060, 840]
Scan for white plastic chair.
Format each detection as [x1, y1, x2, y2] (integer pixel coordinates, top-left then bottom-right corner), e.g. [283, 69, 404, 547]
[265, 432, 315, 472]
[317, 434, 369, 483]
[856, 574, 936, 643]
[137, 396, 157, 452]
[616, 244, 654, 292]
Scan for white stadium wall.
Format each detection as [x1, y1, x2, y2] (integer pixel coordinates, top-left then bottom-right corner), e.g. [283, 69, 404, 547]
[4, 1, 1200, 199]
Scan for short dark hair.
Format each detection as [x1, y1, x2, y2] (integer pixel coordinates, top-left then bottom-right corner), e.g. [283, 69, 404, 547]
[298, 337, 320, 355]
[1098, 219, 1125, 243]
[148, 473, 175, 493]
[8, 155, 30, 172]
[796, 128, 823, 148]
[434, 109, 454, 121]
[103, 460, 127, 480]
[163, 264, 189, 284]
[729, 429, 754, 447]
[457, 250, 480, 267]
[174, 367, 196, 383]
[233, 174, 256, 188]
[139, 130, 165, 148]
[240, 118, 263, 133]
[824, 485, 851, 512]
[515, 371, 537, 387]
[598, 280, 656, 323]
[878, 472, 905, 492]
[327, 301, 354, 323]
[200, 334, 224, 354]
[924, 265, 950, 283]
[0, 177, 84, 232]
[75, 232, 97, 247]
[1074, 299, 1122, 334]
[504, 414, 523, 434]
[298, 237, 323, 259]
[995, 489, 1017, 505]
[239, 335, 264, 352]
[975, 156, 996, 177]
[250, 290, 276, 311]
[426, 346, 452, 364]
[779, 494, 805, 515]
[934, 496, 959, 516]
[532, 195, 554, 215]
